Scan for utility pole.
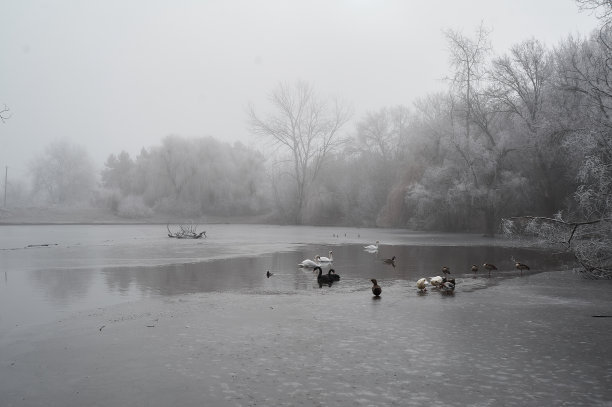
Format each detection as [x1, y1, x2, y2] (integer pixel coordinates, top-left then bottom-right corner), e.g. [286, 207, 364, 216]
[3, 166, 7, 207]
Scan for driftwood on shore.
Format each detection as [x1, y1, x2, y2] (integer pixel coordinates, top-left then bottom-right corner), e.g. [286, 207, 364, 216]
[166, 224, 207, 239]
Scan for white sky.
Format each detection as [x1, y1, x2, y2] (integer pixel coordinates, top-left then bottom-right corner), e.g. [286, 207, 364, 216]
[0, 0, 601, 180]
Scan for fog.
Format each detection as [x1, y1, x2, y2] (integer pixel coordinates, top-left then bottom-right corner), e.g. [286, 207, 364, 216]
[1, 1, 610, 239]
[0, 0, 599, 174]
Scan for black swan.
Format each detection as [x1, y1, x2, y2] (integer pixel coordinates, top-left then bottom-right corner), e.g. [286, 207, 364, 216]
[315, 266, 333, 284]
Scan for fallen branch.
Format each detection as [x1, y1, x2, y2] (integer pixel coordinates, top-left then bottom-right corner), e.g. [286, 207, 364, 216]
[503, 216, 612, 278]
[166, 224, 206, 239]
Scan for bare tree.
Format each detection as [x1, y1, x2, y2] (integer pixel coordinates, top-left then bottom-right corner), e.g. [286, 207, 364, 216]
[355, 105, 411, 159]
[444, 23, 491, 141]
[0, 104, 10, 123]
[576, 0, 612, 25]
[248, 81, 351, 224]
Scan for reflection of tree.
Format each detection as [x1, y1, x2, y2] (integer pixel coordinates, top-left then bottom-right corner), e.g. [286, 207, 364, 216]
[29, 268, 94, 306]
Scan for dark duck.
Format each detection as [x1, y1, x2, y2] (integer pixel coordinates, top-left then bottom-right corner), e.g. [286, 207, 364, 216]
[371, 279, 382, 297]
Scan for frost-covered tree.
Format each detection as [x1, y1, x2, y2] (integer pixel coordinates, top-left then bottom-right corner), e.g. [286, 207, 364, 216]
[504, 24, 612, 277]
[30, 139, 96, 205]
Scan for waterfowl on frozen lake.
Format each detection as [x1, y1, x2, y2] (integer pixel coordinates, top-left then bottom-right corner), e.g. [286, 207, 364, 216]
[442, 266, 450, 276]
[430, 276, 443, 287]
[515, 262, 530, 275]
[318, 251, 333, 262]
[471, 264, 479, 272]
[315, 266, 333, 284]
[299, 257, 320, 268]
[440, 278, 455, 294]
[328, 268, 340, 281]
[364, 241, 379, 251]
[416, 278, 428, 292]
[483, 263, 498, 276]
[371, 279, 382, 296]
[383, 256, 396, 267]
[383, 256, 396, 264]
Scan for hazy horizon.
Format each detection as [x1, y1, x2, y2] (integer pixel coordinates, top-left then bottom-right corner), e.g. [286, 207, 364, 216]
[0, 0, 601, 180]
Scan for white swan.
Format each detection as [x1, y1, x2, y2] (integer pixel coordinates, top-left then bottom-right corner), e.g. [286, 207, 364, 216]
[298, 257, 320, 268]
[364, 241, 379, 251]
[318, 250, 333, 262]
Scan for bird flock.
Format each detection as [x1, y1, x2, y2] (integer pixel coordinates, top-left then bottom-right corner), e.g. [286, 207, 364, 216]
[270, 241, 531, 298]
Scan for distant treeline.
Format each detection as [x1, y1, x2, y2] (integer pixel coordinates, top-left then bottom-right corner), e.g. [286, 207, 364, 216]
[17, 19, 611, 237]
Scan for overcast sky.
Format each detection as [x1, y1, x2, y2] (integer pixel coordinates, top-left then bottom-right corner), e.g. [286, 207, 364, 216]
[0, 0, 601, 180]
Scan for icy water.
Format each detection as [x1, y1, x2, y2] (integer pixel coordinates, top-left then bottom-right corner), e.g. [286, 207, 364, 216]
[1, 224, 612, 406]
[0, 224, 571, 330]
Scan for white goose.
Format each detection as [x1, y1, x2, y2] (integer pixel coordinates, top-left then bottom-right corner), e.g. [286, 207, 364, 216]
[364, 241, 379, 252]
[429, 276, 443, 287]
[416, 278, 428, 292]
[318, 250, 333, 262]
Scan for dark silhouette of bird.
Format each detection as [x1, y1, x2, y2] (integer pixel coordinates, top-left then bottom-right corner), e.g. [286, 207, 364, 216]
[483, 263, 498, 277]
[328, 268, 340, 281]
[315, 266, 333, 284]
[515, 262, 530, 275]
[471, 264, 479, 272]
[442, 266, 450, 276]
[383, 256, 396, 267]
[371, 279, 382, 297]
[266, 270, 273, 278]
[441, 278, 456, 295]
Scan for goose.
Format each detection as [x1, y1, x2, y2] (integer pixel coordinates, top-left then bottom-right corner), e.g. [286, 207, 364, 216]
[318, 251, 334, 262]
[442, 266, 451, 276]
[515, 262, 530, 275]
[364, 241, 380, 251]
[328, 268, 341, 281]
[266, 270, 273, 278]
[471, 264, 479, 272]
[430, 275, 444, 287]
[299, 257, 320, 268]
[315, 266, 333, 284]
[371, 279, 382, 296]
[416, 278, 428, 292]
[483, 263, 498, 277]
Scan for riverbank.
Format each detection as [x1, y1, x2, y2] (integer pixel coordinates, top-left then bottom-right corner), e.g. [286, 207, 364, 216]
[0, 206, 269, 225]
[1, 270, 611, 407]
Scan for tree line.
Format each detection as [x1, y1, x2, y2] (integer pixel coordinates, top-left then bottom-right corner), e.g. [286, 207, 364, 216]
[8, 4, 610, 251]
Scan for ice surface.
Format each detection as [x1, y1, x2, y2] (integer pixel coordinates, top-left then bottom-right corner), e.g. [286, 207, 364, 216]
[0, 224, 610, 406]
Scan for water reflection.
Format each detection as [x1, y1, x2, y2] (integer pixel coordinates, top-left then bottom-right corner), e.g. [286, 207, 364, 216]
[97, 244, 574, 297]
[0, 240, 576, 331]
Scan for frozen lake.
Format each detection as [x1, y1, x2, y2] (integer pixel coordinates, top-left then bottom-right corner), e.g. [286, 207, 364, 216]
[1, 224, 611, 406]
[0, 224, 571, 330]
